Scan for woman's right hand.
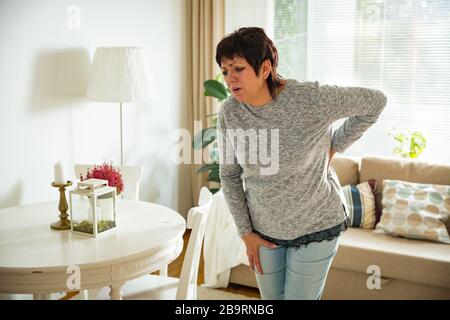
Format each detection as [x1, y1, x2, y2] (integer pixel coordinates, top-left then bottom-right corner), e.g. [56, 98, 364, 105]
[241, 232, 278, 274]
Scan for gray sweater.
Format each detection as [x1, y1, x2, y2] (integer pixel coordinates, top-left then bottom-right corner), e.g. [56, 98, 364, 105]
[217, 79, 387, 239]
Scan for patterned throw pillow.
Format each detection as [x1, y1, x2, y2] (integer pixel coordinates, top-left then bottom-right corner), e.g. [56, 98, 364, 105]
[376, 179, 450, 244]
[342, 180, 379, 229]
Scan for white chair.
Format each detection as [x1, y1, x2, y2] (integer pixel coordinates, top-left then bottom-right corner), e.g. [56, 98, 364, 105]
[187, 186, 213, 229]
[94, 187, 212, 300]
[74, 164, 143, 201]
[198, 186, 213, 207]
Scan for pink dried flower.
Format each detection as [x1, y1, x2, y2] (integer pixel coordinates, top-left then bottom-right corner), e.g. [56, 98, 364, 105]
[85, 162, 124, 195]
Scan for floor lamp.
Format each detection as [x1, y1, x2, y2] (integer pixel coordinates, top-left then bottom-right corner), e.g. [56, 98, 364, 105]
[86, 47, 152, 166]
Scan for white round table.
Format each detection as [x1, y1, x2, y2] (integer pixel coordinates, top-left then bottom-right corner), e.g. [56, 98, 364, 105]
[0, 200, 186, 299]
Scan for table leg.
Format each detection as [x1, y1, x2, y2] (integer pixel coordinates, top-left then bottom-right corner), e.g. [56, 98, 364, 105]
[109, 282, 124, 300]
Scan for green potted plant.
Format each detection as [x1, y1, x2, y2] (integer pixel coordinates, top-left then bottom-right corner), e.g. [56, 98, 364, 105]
[192, 75, 230, 194]
[387, 127, 427, 159]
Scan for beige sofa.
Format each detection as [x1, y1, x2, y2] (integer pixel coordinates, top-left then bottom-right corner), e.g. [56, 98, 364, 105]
[228, 155, 450, 299]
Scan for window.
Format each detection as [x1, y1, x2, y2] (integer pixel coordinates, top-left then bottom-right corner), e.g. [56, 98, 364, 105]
[274, 0, 450, 164]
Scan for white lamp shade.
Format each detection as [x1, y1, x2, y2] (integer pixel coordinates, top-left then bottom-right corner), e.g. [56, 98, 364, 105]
[86, 47, 153, 102]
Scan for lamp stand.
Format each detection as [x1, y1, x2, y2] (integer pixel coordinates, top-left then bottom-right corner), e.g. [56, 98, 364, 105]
[120, 102, 123, 166]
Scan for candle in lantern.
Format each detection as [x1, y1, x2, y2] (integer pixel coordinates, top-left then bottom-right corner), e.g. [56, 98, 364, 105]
[54, 162, 65, 184]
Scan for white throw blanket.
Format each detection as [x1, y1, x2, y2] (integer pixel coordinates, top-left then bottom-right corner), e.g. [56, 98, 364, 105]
[202, 190, 249, 288]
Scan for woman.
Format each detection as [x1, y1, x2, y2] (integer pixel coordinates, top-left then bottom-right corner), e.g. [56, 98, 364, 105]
[216, 27, 387, 300]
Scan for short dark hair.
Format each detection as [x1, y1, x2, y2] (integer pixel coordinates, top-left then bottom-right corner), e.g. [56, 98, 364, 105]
[215, 27, 283, 98]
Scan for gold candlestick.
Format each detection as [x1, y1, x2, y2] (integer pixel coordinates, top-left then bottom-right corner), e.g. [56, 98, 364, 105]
[51, 181, 73, 230]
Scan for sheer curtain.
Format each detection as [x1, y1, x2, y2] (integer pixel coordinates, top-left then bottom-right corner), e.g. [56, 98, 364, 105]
[273, 0, 450, 164]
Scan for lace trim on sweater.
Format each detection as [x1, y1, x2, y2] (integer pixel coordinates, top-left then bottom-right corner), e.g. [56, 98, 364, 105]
[255, 217, 350, 250]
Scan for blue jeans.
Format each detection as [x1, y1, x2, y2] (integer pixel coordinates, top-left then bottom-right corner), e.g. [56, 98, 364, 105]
[254, 237, 340, 300]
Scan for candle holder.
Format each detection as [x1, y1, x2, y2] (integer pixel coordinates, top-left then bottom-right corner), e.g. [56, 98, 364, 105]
[51, 181, 73, 230]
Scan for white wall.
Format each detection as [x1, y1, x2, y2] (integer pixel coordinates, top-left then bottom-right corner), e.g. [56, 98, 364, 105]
[0, 0, 193, 217]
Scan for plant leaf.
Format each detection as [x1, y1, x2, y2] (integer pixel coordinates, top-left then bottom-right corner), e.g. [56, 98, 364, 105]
[206, 170, 221, 183]
[196, 164, 217, 174]
[204, 80, 229, 101]
[209, 188, 220, 194]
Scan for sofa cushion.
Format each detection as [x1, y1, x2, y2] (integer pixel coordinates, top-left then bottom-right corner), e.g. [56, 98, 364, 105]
[360, 155, 450, 190]
[377, 179, 450, 244]
[359, 155, 450, 214]
[332, 228, 450, 289]
[342, 180, 379, 228]
[330, 156, 360, 186]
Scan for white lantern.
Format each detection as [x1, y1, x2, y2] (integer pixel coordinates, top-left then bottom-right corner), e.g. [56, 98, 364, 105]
[69, 178, 117, 237]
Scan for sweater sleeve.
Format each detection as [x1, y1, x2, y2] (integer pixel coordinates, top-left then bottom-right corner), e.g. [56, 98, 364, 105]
[217, 107, 253, 236]
[315, 83, 387, 153]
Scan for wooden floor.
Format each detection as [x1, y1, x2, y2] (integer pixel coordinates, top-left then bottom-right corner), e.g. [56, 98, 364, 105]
[165, 229, 261, 299]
